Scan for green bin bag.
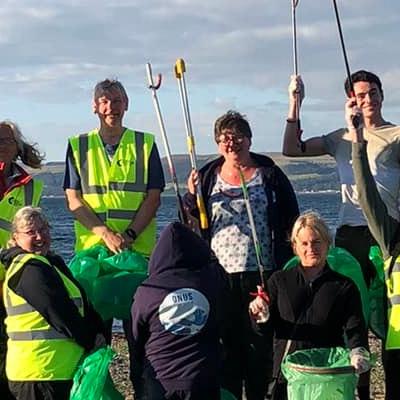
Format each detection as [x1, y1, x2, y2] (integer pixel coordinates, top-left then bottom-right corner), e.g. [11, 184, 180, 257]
[220, 388, 237, 400]
[368, 246, 386, 339]
[284, 247, 369, 324]
[281, 347, 357, 400]
[68, 245, 148, 320]
[70, 346, 123, 400]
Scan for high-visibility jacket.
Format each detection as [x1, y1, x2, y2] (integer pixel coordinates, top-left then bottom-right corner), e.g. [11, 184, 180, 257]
[3, 253, 85, 380]
[0, 178, 43, 248]
[69, 129, 156, 256]
[385, 254, 400, 349]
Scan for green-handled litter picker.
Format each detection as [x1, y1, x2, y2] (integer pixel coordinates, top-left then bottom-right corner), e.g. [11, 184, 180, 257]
[238, 168, 269, 305]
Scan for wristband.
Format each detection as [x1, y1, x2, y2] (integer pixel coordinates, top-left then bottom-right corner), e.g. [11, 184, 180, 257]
[125, 228, 137, 240]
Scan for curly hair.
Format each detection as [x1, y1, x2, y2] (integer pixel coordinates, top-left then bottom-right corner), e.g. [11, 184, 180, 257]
[214, 110, 252, 142]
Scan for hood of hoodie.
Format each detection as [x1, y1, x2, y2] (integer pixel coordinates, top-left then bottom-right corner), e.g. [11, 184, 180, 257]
[0, 246, 25, 270]
[148, 222, 211, 277]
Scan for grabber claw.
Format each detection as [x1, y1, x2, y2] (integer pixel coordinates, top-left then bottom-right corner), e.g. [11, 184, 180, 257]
[250, 286, 270, 305]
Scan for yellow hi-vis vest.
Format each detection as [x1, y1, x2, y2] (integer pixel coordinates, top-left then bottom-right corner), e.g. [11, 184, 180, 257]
[4, 253, 85, 381]
[0, 178, 43, 248]
[384, 255, 400, 349]
[69, 129, 156, 256]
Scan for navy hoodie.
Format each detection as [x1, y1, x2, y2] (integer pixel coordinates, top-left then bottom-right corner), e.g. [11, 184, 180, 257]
[131, 222, 227, 394]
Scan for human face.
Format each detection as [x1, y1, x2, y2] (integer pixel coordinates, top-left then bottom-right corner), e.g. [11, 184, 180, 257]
[0, 125, 18, 165]
[292, 226, 329, 269]
[353, 81, 383, 122]
[13, 220, 51, 255]
[217, 130, 251, 163]
[93, 88, 128, 128]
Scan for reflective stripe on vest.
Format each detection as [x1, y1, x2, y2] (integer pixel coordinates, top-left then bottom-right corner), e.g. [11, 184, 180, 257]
[384, 255, 400, 350]
[78, 131, 147, 194]
[4, 253, 85, 380]
[0, 179, 43, 248]
[69, 129, 156, 255]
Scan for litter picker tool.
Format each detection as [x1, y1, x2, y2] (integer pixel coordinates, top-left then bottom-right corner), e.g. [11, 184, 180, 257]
[238, 168, 269, 303]
[174, 58, 208, 230]
[291, 0, 305, 152]
[331, 0, 361, 128]
[146, 63, 187, 224]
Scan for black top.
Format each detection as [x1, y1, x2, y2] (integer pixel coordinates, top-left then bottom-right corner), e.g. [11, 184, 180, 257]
[131, 222, 228, 394]
[183, 152, 299, 269]
[258, 264, 367, 377]
[0, 247, 105, 352]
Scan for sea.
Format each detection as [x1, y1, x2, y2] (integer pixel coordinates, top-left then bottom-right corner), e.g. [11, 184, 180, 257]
[43, 191, 341, 262]
[41, 191, 341, 332]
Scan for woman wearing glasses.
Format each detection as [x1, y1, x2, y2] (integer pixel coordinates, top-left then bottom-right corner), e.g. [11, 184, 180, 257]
[0, 207, 105, 400]
[0, 121, 44, 399]
[183, 110, 299, 400]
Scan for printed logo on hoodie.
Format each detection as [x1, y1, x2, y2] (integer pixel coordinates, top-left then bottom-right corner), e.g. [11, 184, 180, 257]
[158, 288, 210, 335]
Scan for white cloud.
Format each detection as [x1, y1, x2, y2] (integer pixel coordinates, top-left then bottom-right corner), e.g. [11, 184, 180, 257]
[0, 0, 398, 160]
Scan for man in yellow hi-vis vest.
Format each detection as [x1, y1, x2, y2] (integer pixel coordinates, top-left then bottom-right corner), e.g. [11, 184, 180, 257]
[63, 79, 165, 385]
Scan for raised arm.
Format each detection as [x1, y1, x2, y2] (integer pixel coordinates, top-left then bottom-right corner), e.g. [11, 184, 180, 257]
[348, 99, 398, 258]
[283, 75, 328, 157]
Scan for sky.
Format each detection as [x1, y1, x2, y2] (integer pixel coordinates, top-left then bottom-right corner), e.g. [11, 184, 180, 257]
[1, 0, 399, 161]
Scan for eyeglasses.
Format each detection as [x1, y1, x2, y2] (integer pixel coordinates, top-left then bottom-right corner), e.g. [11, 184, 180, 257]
[217, 134, 246, 145]
[17, 227, 50, 237]
[0, 137, 16, 146]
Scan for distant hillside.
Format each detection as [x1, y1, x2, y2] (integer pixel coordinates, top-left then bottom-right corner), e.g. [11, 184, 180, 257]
[31, 153, 339, 197]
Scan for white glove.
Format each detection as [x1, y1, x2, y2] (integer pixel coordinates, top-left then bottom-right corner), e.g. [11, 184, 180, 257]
[249, 296, 270, 324]
[350, 347, 370, 374]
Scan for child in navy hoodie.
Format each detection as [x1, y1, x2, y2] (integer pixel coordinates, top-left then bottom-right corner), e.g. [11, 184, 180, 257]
[131, 222, 228, 400]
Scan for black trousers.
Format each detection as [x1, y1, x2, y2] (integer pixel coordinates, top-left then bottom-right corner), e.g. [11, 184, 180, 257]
[8, 381, 72, 400]
[220, 271, 273, 400]
[335, 225, 377, 288]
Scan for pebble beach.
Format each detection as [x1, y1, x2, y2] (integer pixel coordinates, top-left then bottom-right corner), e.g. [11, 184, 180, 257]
[109, 332, 385, 400]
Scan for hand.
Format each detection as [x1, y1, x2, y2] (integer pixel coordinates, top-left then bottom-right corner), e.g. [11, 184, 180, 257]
[350, 347, 370, 374]
[249, 294, 269, 323]
[187, 169, 199, 195]
[288, 74, 305, 106]
[100, 228, 125, 254]
[345, 97, 364, 142]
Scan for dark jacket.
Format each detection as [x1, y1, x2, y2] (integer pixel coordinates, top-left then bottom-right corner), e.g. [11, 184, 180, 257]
[259, 264, 367, 378]
[183, 152, 299, 269]
[0, 247, 105, 352]
[131, 222, 228, 394]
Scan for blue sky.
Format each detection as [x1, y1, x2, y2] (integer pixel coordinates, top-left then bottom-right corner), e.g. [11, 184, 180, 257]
[1, 0, 399, 161]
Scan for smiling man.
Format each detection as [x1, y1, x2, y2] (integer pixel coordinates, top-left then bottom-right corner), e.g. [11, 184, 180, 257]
[283, 70, 400, 287]
[64, 79, 165, 257]
[282, 70, 400, 400]
[63, 78, 165, 385]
